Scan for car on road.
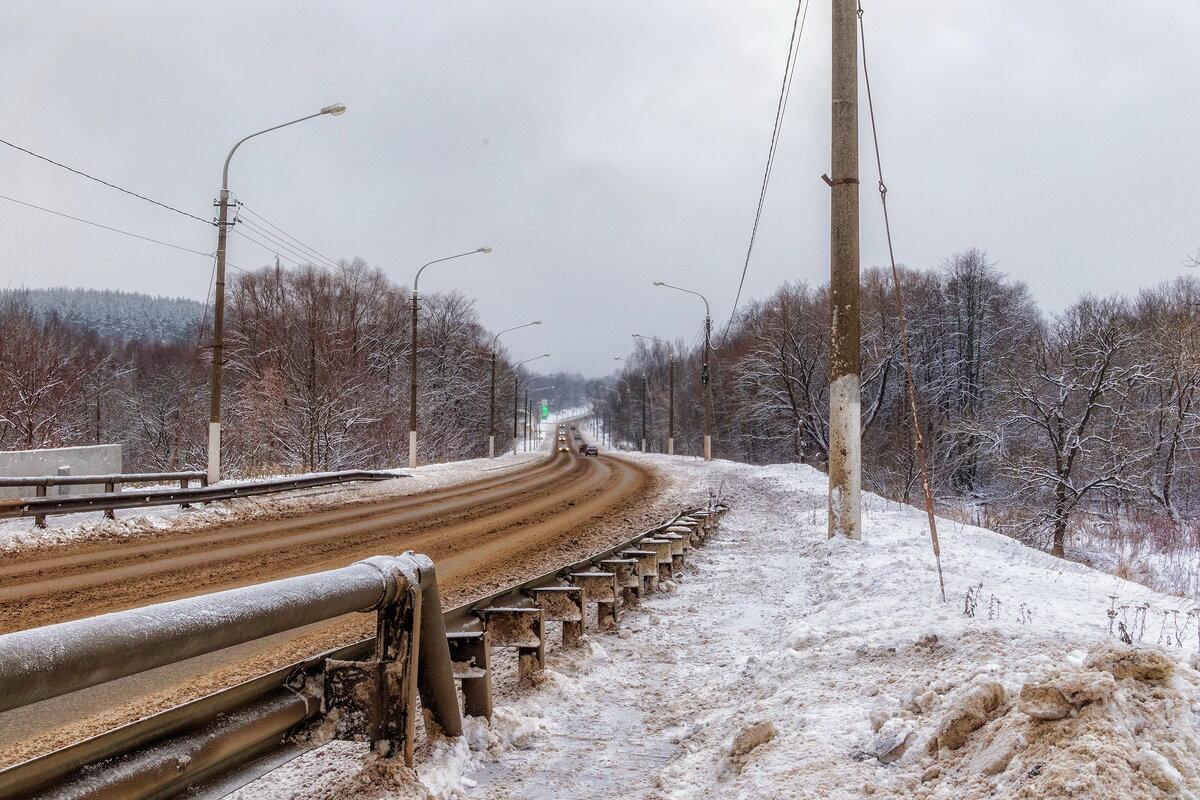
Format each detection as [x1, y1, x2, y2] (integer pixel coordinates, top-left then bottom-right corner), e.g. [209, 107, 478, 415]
[557, 442, 570, 452]
[573, 433, 581, 440]
[585, 445, 598, 456]
[578, 442, 588, 454]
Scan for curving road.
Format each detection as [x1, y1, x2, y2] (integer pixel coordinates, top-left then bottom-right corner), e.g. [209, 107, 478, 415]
[0, 426, 662, 765]
[1, 439, 647, 634]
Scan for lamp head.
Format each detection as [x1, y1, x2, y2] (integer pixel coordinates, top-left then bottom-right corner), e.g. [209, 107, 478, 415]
[478, 247, 493, 253]
[321, 104, 348, 116]
[652, 281, 664, 286]
[533, 320, 543, 325]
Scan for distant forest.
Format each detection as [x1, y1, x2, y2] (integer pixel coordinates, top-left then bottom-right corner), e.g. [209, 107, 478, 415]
[0, 287, 205, 344]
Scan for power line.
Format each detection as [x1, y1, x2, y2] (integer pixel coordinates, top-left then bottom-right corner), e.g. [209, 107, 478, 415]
[236, 217, 339, 269]
[719, 0, 811, 343]
[238, 204, 341, 269]
[230, 226, 306, 267]
[234, 219, 327, 267]
[0, 136, 212, 225]
[0, 192, 213, 257]
[858, 1, 946, 600]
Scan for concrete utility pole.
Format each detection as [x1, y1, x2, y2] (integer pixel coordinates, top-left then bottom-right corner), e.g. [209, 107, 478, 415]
[488, 321, 541, 458]
[639, 373, 648, 453]
[408, 248, 490, 468]
[826, 0, 862, 539]
[653, 282, 712, 461]
[207, 104, 346, 484]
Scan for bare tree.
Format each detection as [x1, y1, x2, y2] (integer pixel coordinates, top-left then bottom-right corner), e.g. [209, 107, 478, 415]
[1000, 296, 1143, 557]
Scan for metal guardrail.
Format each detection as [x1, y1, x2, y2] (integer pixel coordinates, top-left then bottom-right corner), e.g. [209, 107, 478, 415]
[0, 471, 207, 489]
[0, 501, 729, 800]
[0, 470, 207, 527]
[0, 470, 400, 526]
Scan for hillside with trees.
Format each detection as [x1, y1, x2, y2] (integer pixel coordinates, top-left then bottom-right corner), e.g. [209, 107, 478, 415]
[0, 262, 536, 473]
[0, 287, 205, 344]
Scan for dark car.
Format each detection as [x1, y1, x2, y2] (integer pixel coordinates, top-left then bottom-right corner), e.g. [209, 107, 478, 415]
[578, 442, 588, 454]
[573, 433, 581, 440]
[585, 445, 598, 456]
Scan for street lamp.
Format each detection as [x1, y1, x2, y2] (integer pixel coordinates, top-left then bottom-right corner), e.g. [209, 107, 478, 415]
[488, 321, 541, 458]
[409, 247, 491, 468]
[653, 281, 713, 461]
[614, 357, 648, 453]
[512, 354, 550, 456]
[524, 383, 555, 452]
[634, 334, 674, 455]
[208, 103, 347, 483]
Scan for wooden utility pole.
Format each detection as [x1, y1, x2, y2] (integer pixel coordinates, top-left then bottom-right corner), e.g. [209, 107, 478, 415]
[827, 0, 862, 539]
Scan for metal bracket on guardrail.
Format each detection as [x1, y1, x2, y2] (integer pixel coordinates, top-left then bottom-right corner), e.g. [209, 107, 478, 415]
[324, 555, 462, 766]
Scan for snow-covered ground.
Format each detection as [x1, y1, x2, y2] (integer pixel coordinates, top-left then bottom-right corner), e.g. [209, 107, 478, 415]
[235, 453, 1200, 799]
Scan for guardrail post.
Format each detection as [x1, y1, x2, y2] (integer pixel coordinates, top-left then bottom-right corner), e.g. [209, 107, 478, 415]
[180, 477, 191, 509]
[34, 485, 46, 529]
[665, 523, 696, 550]
[571, 572, 618, 630]
[620, 548, 660, 594]
[598, 558, 640, 606]
[447, 631, 492, 719]
[639, 538, 674, 581]
[531, 586, 585, 647]
[104, 482, 116, 519]
[655, 532, 687, 572]
[483, 607, 545, 686]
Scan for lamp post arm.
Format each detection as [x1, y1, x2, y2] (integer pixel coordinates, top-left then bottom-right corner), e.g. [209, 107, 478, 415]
[652, 281, 710, 318]
[413, 248, 490, 294]
[491, 320, 542, 351]
[633, 333, 673, 358]
[222, 112, 325, 191]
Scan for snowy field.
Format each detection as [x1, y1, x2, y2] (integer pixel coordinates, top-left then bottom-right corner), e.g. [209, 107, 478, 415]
[234, 453, 1200, 799]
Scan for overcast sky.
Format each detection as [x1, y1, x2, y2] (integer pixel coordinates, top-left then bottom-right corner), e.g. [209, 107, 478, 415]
[2, 2, 1197, 377]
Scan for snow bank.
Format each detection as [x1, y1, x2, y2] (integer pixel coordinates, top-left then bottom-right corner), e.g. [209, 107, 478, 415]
[242, 454, 1200, 799]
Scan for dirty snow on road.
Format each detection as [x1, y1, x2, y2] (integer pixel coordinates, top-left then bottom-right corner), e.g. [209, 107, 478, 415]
[234, 454, 1200, 799]
[0, 451, 546, 554]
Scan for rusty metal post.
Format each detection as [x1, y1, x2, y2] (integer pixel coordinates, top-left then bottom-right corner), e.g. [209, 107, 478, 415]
[324, 574, 421, 764]
[571, 572, 618, 630]
[34, 484, 46, 529]
[104, 482, 116, 519]
[640, 538, 674, 582]
[531, 586, 585, 647]
[620, 549, 660, 594]
[483, 607, 545, 686]
[654, 532, 686, 573]
[599, 558, 640, 606]
[447, 631, 492, 719]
